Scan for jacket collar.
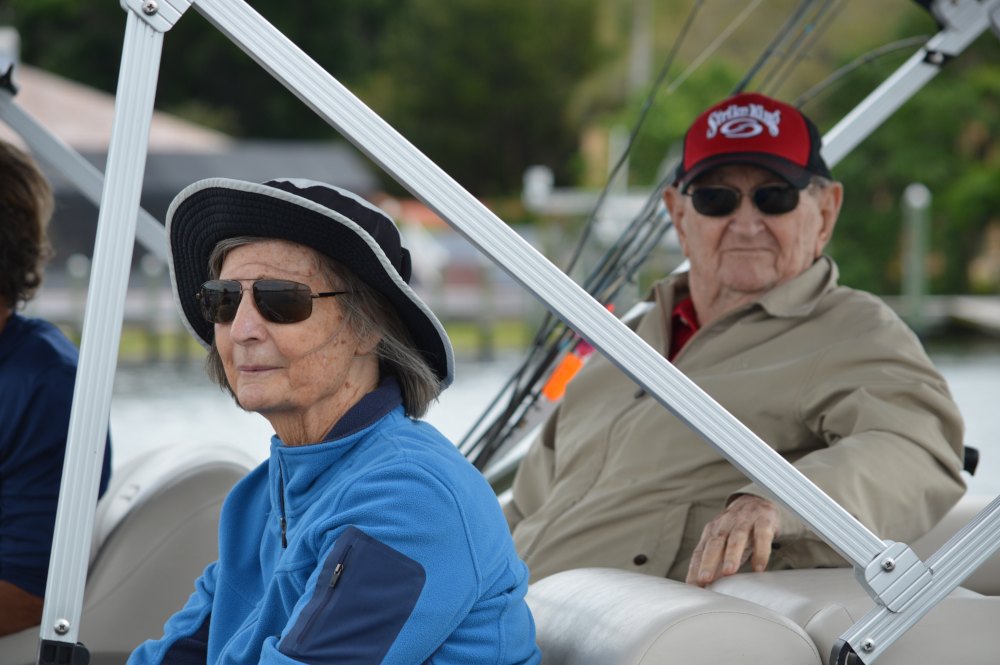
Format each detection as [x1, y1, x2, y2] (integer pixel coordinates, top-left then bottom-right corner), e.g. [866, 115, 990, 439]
[269, 375, 404, 519]
[657, 255, 839, 322]
[755, 255, 839, 318]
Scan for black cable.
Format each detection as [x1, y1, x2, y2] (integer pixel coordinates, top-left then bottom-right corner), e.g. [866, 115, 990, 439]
[758, 0, 844, 97]
[794, 35, 930, 109]
[557, 0, 705, 279]
[732, 0, 821, 94]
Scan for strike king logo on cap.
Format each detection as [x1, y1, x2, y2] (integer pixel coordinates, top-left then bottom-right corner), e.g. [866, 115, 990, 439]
[706, 102, 782, 139]
[674, 92, 831, 189]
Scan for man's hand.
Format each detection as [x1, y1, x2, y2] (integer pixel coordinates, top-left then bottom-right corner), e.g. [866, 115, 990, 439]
[686, 495, 780, 587]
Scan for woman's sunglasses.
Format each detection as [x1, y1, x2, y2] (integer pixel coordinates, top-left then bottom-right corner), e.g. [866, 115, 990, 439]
[684, 184, 801, 217]
[197, 279, 348, 324]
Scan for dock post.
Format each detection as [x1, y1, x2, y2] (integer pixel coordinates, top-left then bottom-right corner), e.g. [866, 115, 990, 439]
[902, 183, 931, 335]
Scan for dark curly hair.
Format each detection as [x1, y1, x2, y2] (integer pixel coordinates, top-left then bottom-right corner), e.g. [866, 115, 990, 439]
[0, 139, 54, 309]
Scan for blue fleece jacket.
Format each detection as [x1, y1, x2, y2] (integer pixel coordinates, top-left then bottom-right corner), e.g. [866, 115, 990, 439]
[0, 313, 112, 597]
[128, 377, 541, 665]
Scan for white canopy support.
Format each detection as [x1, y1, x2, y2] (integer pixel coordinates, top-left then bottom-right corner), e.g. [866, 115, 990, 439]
[35, 0, 1000, 663]
[37, 8, 167, 663]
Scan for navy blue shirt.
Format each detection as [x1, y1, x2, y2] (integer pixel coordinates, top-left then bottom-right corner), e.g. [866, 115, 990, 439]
[0, 313, 112, 597]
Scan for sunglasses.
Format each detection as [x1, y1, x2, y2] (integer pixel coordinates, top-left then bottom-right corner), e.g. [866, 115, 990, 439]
[684, 184, 801, 217]
[197, 279, 348, 324]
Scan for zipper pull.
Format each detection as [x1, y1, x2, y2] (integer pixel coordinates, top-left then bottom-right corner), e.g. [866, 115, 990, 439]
[329, 562, 345, 588]
[280, 515, 288, 549]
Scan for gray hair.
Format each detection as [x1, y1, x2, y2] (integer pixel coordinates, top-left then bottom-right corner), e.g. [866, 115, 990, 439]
[203, 236, 440, 419]
[808, 175, 834, 190]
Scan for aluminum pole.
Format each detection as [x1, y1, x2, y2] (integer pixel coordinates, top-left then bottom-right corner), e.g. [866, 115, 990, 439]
[38, 10, 163, 650]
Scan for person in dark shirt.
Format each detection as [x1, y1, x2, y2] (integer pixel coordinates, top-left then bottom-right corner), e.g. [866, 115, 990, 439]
[0, 138, 112, 636]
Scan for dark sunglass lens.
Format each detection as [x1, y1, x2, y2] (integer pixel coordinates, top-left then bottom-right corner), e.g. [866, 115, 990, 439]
[253, 280, 313, 323]
[199, 280, 242, 323]
[691, 187, 740, 216]
[754, 185, 800, 215]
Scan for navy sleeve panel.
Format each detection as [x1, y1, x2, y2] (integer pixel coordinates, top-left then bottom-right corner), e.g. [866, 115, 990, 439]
[278, 526, 426, 664]
[160, 613, 210, 665]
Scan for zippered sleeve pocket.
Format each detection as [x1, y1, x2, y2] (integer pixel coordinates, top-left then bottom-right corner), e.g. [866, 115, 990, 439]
[278, 526, 426, 664]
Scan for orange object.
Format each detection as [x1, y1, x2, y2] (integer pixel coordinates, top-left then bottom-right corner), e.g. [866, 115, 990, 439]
[542, 352, 585, 401]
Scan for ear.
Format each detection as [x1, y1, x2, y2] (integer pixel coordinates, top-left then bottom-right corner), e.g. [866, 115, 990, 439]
[663, 186, 691, 256]
[813, 182, 843, 256]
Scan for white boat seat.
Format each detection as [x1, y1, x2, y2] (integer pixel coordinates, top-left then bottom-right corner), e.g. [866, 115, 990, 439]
[910, 493, 1000, 595]
[526, 567, 821, 665]
[0, 444, 255, 665]
[524, 494, 999, 664]
[710, 570, 1000, 664]
[710, 493, 1000, 665]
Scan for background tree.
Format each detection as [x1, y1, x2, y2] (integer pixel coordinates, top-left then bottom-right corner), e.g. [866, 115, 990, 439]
[373, 0, 603, 196]
[818, 26, 1000, 295]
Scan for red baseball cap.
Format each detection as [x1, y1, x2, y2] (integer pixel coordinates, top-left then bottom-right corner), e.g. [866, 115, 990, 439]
[673, 92, 832, 190]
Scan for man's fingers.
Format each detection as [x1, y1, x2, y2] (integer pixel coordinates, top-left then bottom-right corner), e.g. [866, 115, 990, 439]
[693, 532, 728, 586]
[750, 521, 776, 572]
[686, 496, 782, 587]
[721, 524, 752, 575]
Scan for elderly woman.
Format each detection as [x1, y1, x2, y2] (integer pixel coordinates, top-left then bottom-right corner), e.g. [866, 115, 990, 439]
[127, 178, 540, 664]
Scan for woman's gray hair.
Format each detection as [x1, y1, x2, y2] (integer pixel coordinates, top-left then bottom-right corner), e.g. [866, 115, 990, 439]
[204, 236, 441, 418]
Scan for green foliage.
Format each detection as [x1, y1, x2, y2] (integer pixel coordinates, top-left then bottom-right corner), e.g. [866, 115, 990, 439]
[5, 0, 603, 197]
[375, 0, 604, 196]
[608, 61, 742, 186]
[822, 33, 1000, 295]
[4, 0, 1000, 294]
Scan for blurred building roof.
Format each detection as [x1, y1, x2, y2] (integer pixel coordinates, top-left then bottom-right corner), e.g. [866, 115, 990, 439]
[1, 63, 233, 152]
[1, 62, 378, 266]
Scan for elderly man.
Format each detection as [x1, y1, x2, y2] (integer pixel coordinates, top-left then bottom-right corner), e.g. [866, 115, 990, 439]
[505, 92, 966, 587]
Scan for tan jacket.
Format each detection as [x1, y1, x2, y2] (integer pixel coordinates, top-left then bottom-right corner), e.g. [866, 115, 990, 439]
[506, 256, 966, 583]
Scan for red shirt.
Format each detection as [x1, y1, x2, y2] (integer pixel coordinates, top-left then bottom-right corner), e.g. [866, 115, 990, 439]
[669, 296, 700, 361]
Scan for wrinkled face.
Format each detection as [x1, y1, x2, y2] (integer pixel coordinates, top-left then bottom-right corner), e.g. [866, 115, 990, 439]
[666, 165, 842, 299]
[214, 239, 375, 423]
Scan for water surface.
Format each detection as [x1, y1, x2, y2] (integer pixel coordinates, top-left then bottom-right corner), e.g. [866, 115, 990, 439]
[110, 350, 1000, 497]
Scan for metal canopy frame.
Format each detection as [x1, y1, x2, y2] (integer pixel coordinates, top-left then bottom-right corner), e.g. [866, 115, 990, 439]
[30, 0, 1000, 663]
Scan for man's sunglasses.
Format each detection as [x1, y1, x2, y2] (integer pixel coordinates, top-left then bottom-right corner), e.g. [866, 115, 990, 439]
[684, 184, 801, 217]
[197, 279, 348, 324]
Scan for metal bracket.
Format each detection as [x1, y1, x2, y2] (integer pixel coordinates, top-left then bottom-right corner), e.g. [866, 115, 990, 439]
[921, 48, 953, 66]
[855, 542, 931, 612]
[121, 0, 193, 32]
[835, 495, 1000, 663]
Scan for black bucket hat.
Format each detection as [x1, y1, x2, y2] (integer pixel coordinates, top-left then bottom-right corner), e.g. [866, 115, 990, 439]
[166, 177, 454, 389]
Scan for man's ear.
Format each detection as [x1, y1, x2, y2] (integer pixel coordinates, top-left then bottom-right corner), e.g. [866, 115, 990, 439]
[663, 186, 690, 256]
[814, 182, 843, 255]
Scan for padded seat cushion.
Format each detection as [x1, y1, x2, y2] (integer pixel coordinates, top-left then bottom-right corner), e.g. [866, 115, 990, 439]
[527, 568, 820, 665]
[711, 569, 1000, 664]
